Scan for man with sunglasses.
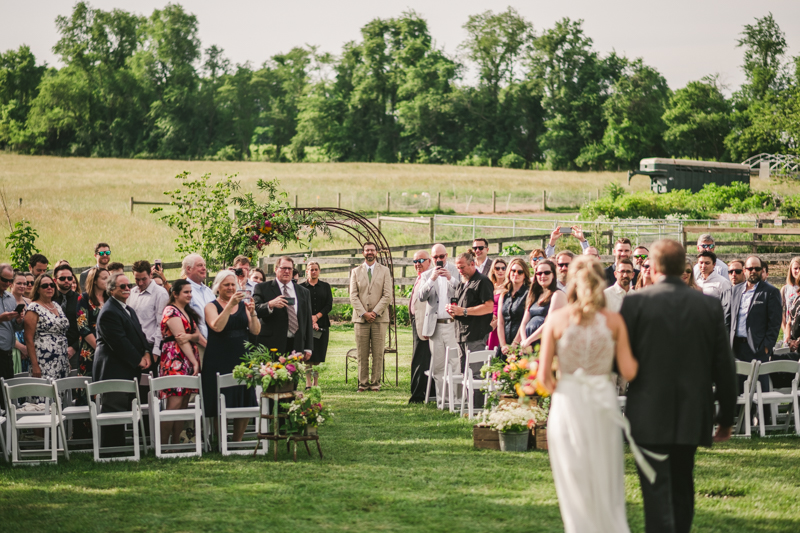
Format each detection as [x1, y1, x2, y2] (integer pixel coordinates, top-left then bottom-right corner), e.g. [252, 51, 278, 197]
[692, 234, 728, 281]
[409, 250, 433, 403]
[471, 238, 493, 277]
[79, 242, 112, 292]
[728, 259, 746, 286]
[545, 226, 590, 258]
[554, 250, 574, 291]
[417, 244, 460, 406]
[53, 263, 81, 369]
[632, 246, 649, 269]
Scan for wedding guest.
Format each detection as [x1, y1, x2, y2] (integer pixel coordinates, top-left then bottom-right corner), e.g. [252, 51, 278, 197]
[151, 269, 171, 293]
[538, 256, 639, 531]
[10, 272, 30, 374]
[728, 259, 745, 286]
[292, 269, 300, 282]
[409, 250, 433, 403]
[128, 260, 169, 378]
[633, 258, 655, 291]
[682, 260, 701, 291]
[605, 238, 639, 287]
[545, 226, 590, 257]
[529, 248, 546, 273]
[692, 234, 728, 279]
[79, 242, 111, 292]
[28, 253, 49, 278]
[76, 267, 109, 379]
[183, 253, 214, 361]
[632, 246, 649, 269]
[496, 258, 530, 356]
[695, 250, 732, 301]
[554, 250, 574, 291]
[761, 262, 770, 282]
[249, 268, 266, 285]
[621, 239, 735, 533]
[158, 279, 201, 445]
[300, 261, 332, 388]
[604, 258, 634, 312]
[53, 264, 80, 369]
[24, 272, 35, 299]
[201, 270, 260, 441]
[93, 273, 151, 447]
[472, 238, 494, 276]
[518, 260, 567, 349]
[486, 258, 508, 351]
[23, 274, 70, 383]
[583, 246, 601, 259]
[0, 264, 24, 406]
[232, 255, 255, 292]
[781, 257, 800, 342]
[107, 262, 125, 276]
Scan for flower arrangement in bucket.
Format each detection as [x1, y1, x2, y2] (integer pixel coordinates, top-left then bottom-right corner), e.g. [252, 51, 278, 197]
[481, 345, 550, 413]
[280, 386, 331, 435]
[232, 344, 305, 392]
[487, 402, 536, 452]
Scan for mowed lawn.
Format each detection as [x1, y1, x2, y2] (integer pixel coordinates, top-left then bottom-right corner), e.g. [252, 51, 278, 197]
[1, 325, 799, 533]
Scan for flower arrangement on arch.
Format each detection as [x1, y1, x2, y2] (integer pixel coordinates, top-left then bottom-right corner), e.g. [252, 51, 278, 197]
[280, 386, 331, 434]
[232, 344, 306, 389]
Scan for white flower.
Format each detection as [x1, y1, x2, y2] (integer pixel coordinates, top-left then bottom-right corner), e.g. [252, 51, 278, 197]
[487, 402, 536, 432]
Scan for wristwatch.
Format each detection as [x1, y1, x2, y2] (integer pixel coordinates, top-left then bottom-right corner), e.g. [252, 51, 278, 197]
[463, 308, 468, 317]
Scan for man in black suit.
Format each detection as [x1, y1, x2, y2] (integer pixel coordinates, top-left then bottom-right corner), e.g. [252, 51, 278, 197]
[620, 239, 736, 533]
[53, 264, 81, 369]
[93, 273, 151, 447]
[605, 237, 640, 287]
[253, 256, 313, 357]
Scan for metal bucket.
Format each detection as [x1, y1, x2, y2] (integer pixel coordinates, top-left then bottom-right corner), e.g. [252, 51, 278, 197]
[498, 431, 528, 452]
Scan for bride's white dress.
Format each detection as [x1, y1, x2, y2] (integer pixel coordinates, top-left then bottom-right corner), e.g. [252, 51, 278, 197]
[548, 313, 652, 533]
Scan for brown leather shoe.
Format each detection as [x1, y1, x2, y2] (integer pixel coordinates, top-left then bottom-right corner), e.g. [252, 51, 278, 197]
[370, 386, 381, 392]
[357, 387, 368, 392]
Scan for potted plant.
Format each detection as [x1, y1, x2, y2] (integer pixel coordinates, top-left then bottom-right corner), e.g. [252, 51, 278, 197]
[280, 386, 331, 436]
[233, 344, 306, 393]
[487, 402, 536, 452]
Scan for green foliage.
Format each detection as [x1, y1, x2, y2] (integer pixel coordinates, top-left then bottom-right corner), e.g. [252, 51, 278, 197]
[4, 219, 40, 271]
[604, 181, 626, 201]
[498, 153, 526, 169]
[500, 244, 525, 256]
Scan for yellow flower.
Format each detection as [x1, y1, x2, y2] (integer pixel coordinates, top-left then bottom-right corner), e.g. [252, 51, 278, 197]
[274, 364, 284, 370]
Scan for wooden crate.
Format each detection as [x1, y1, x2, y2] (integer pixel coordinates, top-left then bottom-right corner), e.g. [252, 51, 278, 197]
[535, 427, 548, 450]
[473, 426, 500, 450]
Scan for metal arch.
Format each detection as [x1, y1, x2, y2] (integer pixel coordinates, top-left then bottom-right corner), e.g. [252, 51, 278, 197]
[293, 207, 399, 386]
[742, 153, 800, 178]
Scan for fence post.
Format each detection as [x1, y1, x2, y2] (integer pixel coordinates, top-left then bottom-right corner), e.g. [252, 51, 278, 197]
[337, 193, 341, 209]
[492, 191, 496, 213]
[377, 212, 382, 231]
[437, 192, 441, 211]
[18, 198, 22, 207]
[295, 195, 298, 208]
[542, 190, 547, 211]
[401, 250, 408, 284]
[130, 197, 134, 214]
[429, 217, 434, 242]
[386, 192, 390, 213]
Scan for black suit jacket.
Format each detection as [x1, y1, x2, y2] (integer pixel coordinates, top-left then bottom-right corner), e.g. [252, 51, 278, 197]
[93, 298, 149, 382]
[253, 280, 313, 354]
[727, 281, 782, 358]
[54, 289, 80, 353]
[605, 264, 639, 287]
[620, 277, 737, 447]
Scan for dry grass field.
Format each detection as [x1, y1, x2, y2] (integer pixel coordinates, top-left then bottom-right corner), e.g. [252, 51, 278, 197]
[0, 153, 792, 269]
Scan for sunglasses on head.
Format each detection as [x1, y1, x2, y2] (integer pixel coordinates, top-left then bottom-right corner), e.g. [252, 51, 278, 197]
[116, 283, 134, 290]
[412, 259, 428, 264]
[97, 250, 111, 256]
[472, 246, 485, 251]
[39, 283, 56, 289]
[634, 254, 648, 260]
[699, 244, 715, 249]
[729, 269, 743, 275]
[494, 265, 506, 271]
[536, 270, 553, 277]
[57, 276, 74, 282]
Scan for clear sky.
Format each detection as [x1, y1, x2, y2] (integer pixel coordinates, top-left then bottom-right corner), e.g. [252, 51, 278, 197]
[2, 0, 798, 92]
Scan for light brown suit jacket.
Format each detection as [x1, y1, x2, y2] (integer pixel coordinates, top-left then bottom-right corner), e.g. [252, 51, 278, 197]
[349, 262, 393, 324]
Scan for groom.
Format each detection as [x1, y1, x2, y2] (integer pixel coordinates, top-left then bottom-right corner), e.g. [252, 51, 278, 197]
[620, 239, 736, 533]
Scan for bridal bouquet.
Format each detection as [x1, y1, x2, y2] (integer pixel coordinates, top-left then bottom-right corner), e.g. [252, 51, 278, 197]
[233, 344, 306, 389]
[280, 386, 331, 434]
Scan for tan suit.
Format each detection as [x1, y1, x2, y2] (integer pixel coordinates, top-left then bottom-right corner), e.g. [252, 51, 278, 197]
[349, 262, 393, 388]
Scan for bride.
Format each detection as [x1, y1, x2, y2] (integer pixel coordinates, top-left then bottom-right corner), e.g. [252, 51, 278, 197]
[537, 256, 657, 532]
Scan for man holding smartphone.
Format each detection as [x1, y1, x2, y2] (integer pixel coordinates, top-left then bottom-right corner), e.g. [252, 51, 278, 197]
[417, 244, 460, 406]
[0, 263, 23, 408]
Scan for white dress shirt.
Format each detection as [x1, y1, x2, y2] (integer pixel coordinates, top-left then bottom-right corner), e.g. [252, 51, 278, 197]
[736, 283, 757, 338]
[436, 275, 449, 316]
[127, 279, 169, 355]
[546, 239, 590, 258]
[693, 258, 729, 281]
[695, 271, 732, 300]
[604, 283, 629, 313]
[188, 278, 216, 340]
[112, 297, 131, 317]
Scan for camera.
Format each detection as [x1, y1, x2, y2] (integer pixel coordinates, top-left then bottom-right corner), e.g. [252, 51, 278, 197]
[232, 267, 244, 276]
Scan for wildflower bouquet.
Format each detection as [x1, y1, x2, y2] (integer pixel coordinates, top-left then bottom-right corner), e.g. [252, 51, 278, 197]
[280, 386, 331, 434]
[232, 343, 306, 389]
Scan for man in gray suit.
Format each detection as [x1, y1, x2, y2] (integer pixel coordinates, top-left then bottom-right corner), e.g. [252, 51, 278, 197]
[417, 243, 460, 405]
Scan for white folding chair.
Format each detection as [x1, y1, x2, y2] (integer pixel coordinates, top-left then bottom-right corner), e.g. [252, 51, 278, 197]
[0, 411, 7, 462]
[1, 376, 53, 451]
[86, 379, 146, 462]
[13, 372, 30, 378]
[441, 347, 464, 413]
[755, 361, 800, 437]
[138, 373, 156, 451]
[149, 375, 204, 458]
[217, 373, 267, 456]
[460, 349, 493, 419]
[2, 381, 69, 465]
[423, 343, 439, 407]
[54, 376, 93, 450]
[734, 360, 759, 436]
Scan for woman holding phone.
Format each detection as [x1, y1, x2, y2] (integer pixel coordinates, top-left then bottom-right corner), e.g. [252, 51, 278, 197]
[300, 261, 332, 388]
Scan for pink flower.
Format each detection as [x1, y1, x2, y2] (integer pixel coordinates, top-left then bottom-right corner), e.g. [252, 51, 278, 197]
[279, 356, 286, 364]
[286, 364, 296, 373]
[503, 365, 510, 373]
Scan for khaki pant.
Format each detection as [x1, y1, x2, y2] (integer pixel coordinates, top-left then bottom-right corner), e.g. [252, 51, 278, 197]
[427, 322, 459, 405]
[355, 322, 387, 388]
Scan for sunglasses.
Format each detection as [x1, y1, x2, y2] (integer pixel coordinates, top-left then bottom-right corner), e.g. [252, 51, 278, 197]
[634, 254, 648, 260]
[745, 266, 762, 272]
[472, 246, 485, 251]
[729, 269, 743, 275]
[26, 281, 34, 286]
[57, 276, 74, 282]
[510, 268, 525, 274]
[412, 259, 429, 264]
[97, 250, 111, 256]
[531, 257, 543, 262]
[494, 265, 506, 271]
[699, 244, 715, 249]
[39, 283, 56, 289]
[536, 271, 553, 277]
[116, 283, 135, 290]
[684, 269, 693, 274]
[432, 254, 446, 260]
[557, 263, 570, 268]
[642, 264, 651, 270]
[0, 275, 12, 283]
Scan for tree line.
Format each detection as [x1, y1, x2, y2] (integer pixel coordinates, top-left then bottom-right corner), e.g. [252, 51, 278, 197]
[1, 3, 797, 169]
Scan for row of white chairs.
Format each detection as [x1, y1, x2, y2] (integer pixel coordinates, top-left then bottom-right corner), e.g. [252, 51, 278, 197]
[734, 354, 800, 437]
[422, 346, 494, 419]
[0, 372, 269, 465]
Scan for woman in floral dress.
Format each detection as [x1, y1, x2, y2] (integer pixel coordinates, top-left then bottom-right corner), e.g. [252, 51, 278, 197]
[23, 274, 70, 389]
[76, 268, 109, 379]
[158, 279, 201, 445]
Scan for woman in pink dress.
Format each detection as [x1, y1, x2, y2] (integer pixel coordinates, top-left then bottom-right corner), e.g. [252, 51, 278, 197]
[486, 258, 507, 350]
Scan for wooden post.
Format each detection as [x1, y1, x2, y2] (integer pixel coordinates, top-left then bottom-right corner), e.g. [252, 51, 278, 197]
[452, 245, 457, 257]
[607, 231, 614, 255]
[753, 221, 762, 253]
[295, 195, 298, 208]
[429, 217, 434, 242]
[386, 192, 390, 213]
[130, 197, 134, 214]
[437, 192, 441, 211]
[492, 191, 496, 213]
[337, 193, 341, 209]
[542, 190, 547, 211]
[401, 250, 408, 288]
[18, 198, 22, 207]
[377, 212, 382, 231]
[596, 188, 600, 200]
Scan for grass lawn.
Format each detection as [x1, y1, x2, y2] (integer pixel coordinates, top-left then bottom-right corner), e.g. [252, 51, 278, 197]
[1, 325, 799, 532]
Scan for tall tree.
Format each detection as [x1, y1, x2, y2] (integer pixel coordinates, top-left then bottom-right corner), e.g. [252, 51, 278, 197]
[662, 75, 731, 160]
[0, 45, 46, 151]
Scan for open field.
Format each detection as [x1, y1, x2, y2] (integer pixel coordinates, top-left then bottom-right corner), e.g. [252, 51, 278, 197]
[1, 325, 799, 533]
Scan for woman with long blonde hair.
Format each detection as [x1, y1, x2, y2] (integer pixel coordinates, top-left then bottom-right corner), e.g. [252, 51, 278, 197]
[781, 257, 800, 342]
[486, 258, 508, 351]
[537, 256, 642, 532]
[496, 258, 530, 356]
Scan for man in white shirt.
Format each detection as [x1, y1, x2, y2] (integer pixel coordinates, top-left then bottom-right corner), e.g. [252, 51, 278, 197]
[604, 258, 634, 312]
[127, 260, 169, 362]
[183, 253, 214, 359]
[693, 234, 728, 280]
[545, 226, 590, 258]
[472, 238, 493, 276]
[695, 251, 732, 301]
[554, 250, 574, 292]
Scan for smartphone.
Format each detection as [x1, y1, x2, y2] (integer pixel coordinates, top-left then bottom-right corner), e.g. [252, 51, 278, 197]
[450, 298, 458, 305]
[285, 297, 296, 305]
[436, 260, 444, 268]
[244, 290, 252, 302]
[559, 227, 572, 234]
[14, 303, 25, 314]
[154, 259, 163, 271]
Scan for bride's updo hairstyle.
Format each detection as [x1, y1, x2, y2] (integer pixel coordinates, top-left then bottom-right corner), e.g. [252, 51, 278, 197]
[565, 255, 606, 323]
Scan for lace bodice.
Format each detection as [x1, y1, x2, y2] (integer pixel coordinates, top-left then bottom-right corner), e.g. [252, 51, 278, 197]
[556, 312, 615, 376]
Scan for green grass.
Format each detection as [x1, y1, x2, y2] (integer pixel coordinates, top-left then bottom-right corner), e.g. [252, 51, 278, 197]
[1, 326, 799, 532]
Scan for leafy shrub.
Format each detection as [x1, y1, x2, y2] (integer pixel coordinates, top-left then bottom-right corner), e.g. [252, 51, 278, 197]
[780, 194, 800, 217]
[500, 244, 526, 256]
[5, 219, 40, 271]
[498, 153, 526, 169]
